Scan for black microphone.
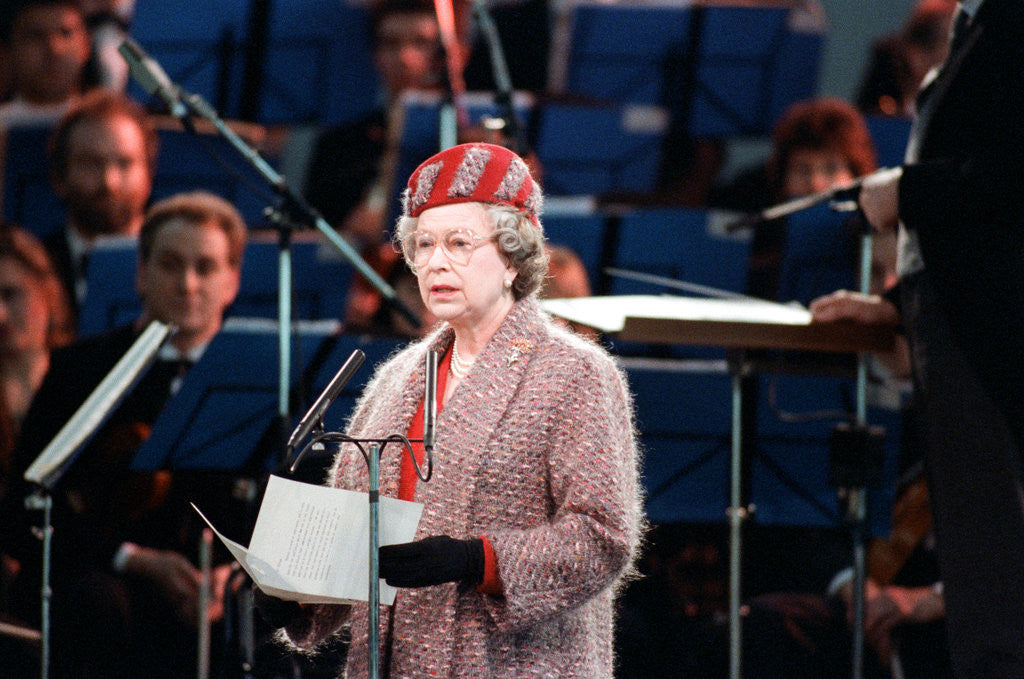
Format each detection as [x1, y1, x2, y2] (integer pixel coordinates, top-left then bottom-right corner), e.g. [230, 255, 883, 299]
[423, 351, 438, 453]
[287, 349, 366, 464]
[118, 38, 188, 118]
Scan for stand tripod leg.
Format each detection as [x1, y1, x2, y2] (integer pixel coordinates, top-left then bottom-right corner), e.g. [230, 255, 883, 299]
[728, 369, 746, 679]
[368, 442, 381, 679]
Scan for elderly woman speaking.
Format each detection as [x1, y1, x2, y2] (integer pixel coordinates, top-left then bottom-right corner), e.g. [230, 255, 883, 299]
[276, 143, 642, 677]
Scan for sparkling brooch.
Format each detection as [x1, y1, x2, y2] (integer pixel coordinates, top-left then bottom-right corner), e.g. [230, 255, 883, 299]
[508, 338, 534, 367]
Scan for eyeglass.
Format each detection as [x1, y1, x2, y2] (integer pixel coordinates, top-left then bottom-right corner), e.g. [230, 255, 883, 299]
[405, 229, 496, 268]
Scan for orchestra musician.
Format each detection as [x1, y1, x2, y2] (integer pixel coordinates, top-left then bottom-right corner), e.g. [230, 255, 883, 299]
[2, 191, 246, 679]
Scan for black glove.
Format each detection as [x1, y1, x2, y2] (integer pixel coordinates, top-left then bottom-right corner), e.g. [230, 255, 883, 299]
[253, 587, 305, 629]
[378, 535, 485, 588]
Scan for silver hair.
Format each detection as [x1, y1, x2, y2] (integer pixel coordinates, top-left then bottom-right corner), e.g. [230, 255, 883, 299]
[394, 203, 548, 299]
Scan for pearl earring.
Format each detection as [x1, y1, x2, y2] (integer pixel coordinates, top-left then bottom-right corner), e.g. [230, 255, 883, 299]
[504, 279, 512, 288]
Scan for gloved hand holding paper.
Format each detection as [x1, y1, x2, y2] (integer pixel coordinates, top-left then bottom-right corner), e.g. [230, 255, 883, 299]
[194, 474, 423, 605]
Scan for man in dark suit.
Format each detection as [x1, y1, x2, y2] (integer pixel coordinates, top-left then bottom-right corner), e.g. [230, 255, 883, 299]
[858, 1, 1024, 676]
[45, 89, 156, 316]
[4, 190, 246, 678]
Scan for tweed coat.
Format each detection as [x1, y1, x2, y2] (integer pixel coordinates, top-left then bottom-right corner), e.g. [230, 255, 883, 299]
[283, 297, 642, 677]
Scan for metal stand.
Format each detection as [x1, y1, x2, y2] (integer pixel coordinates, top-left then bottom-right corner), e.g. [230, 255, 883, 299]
[727, 362, 748, 679]
[367, 441, 381, 679]
[20, 321, 170, 679]
[24, 493, 52, 679]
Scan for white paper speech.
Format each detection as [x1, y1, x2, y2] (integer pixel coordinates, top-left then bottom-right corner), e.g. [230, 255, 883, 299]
[195, 474, 423, 605]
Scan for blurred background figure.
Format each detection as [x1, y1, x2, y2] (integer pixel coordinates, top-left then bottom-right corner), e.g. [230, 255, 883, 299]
[540, 243, 598, 341]
[712, 97, 877, 300]
[0, 224, 72, 651]
[856, 0, 956, 117]
[0, 0, 92, 129]
[3, 191, 246, 679]
[44, 89, 156, 315]
[80, 0, 136, 92]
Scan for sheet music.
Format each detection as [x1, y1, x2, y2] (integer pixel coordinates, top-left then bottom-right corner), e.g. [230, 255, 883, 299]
[541, 295, 811, 334]
[194, 475, 422, 605]
[24, 320, 170, 489]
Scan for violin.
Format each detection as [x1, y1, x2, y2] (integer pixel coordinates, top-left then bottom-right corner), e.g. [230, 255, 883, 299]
[866, 477, 932, 585]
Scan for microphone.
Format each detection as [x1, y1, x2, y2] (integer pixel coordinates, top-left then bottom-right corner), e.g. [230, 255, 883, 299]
[423, 351, 438, 453]
[287, 349, 366, 463]
[118, 38, 188, 118]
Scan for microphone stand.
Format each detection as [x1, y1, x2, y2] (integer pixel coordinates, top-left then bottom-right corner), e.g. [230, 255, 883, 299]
[286, 350, 439, 679]
[119, 40, 421, 450]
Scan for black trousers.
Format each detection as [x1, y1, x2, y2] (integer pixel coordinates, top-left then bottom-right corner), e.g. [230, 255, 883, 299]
[902, 271, 1024, 679]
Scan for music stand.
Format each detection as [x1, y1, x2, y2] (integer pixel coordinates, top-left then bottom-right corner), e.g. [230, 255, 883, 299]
[541, 294, 893, 679]
[532, 100, 667, 195]
[549, 1, 824, 137]
[131, 318, 342, 474]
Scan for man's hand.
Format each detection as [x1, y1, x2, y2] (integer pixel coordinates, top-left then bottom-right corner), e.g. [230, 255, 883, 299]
[858, 167, 903, 232]
[839, 579, 945, 665]
[809, 290, 900, 326]
[123, 546, 202, 625]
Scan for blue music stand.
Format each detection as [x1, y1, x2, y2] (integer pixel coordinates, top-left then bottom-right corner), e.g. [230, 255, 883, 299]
[255, 1, 379, 125]
[532, 101, 666, 195]
[78, 238, 141, 337]
[129, 0, 250, 118]
[865, 115, 913, 170]
[131, 319, 341, 472]
[229, 238, 353, 321]
[775, 204, 859, 307]
[557, 2, 823, 137]
[152, 128, 275, 228]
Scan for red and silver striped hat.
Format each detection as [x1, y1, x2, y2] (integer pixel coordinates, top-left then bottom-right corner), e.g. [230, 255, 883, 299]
[401, 143, 542, 225]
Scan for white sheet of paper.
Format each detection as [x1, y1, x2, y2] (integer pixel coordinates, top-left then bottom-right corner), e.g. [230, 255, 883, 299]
[194, 474, 423, 605]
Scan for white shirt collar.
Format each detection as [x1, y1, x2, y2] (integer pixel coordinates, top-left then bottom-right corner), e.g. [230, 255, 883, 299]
[959, 0, 984, 19]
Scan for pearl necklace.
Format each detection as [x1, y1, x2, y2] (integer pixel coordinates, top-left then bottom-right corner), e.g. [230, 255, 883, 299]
[450, 340, 474, 379]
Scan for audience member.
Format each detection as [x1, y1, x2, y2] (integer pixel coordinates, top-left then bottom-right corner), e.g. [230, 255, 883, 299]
[0, 0, 92, 129]
[80, 0, 136, 92]
[0, 224, 72, 660]
[715, 97, 876, 300]
[45, 89, 156, 313]
[856, 1, 956, 117]
[3, 190, 246, 679]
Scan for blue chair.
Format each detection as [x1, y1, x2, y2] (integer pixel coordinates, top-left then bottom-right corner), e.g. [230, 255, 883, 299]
[1, 126, 63, 239]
